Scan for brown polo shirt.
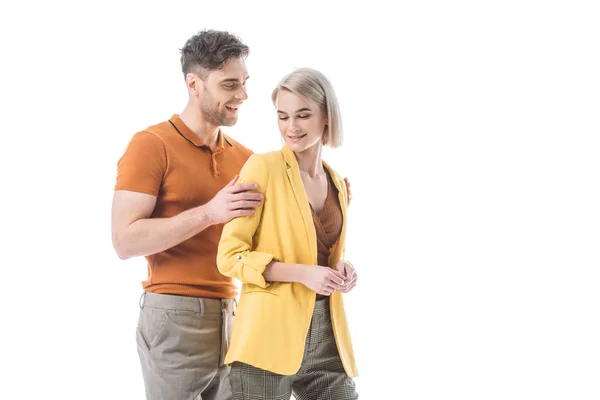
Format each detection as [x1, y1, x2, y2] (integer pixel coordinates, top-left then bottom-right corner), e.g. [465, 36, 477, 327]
[115, 114, 253, 298]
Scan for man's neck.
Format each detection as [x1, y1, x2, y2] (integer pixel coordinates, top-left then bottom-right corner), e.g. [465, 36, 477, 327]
[179, 105, 220, 150]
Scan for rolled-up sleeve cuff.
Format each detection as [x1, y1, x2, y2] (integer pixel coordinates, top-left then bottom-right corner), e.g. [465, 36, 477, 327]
[233, 251, 274, 288]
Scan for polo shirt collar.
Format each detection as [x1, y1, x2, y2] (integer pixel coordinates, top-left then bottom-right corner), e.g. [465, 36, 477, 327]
[169, 114, 232, 150]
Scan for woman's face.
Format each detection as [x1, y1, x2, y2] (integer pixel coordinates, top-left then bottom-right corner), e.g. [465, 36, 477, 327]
[275, 90, 327, 154]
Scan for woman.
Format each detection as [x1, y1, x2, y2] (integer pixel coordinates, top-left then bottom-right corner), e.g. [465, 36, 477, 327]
[217, 67, 359, 400]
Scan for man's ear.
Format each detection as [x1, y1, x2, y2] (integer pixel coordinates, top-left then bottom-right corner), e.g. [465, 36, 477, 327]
[185, 72, 202, 95]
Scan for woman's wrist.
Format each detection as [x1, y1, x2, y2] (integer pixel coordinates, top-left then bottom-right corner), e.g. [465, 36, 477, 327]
[292, 263, 308, 284]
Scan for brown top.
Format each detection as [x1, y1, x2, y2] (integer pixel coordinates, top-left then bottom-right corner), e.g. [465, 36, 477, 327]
[310, 172, 343, 299]
[114, 114, 253, 298]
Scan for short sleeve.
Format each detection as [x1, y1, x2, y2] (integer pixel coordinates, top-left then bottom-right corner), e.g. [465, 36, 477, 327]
[114, 131, 166, 196]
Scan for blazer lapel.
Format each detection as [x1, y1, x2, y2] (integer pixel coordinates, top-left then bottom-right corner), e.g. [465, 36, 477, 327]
[282, 146, 318, 262]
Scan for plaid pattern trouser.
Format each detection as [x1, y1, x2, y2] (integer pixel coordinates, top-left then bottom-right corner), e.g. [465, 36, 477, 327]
[230, 297, 358, 400]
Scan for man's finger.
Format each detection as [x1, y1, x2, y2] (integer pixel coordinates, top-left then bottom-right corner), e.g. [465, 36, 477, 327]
[231, 209, 255, 219]
[230, 182, 259, 194]
[232, 200, 262, 210]
[344, 177, 352, 204]
[226, 175, 239, 186]
[232, 192, 264, 202]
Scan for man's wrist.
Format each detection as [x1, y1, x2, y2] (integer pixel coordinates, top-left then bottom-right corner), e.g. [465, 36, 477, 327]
[192, 205, 213, 227]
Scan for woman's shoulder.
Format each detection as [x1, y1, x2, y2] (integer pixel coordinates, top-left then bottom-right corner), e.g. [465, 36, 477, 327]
[323, 161, 348, 196]
[323, 160, 343, 181]
[240, 150, 287, 180]
[247, 149, 288, 167]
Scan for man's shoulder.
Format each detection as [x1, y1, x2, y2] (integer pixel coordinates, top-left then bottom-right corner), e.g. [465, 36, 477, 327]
[142, 120, 176, 141]
[125, 120, 174, 147]
[223, 134, 253, 156]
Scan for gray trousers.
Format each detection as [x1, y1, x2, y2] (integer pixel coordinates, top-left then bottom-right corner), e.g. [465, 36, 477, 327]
[229, 298, 358, 400]
[136, 291, 236, 400]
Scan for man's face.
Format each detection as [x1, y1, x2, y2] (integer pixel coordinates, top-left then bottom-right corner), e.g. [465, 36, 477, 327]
[196, 58, 249, 127]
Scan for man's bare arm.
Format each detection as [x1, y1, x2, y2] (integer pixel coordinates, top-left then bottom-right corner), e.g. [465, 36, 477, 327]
[111, 176, 263, 260]
[111, 190, 211, 259]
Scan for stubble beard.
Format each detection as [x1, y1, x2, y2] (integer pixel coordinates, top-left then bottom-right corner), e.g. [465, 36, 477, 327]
[200, 88, 236, 127]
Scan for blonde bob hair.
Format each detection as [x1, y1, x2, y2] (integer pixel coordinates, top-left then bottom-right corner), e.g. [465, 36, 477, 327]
[271, 68, 343, 148]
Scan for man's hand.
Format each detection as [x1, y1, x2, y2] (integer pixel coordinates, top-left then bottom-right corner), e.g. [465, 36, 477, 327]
[203, 175, 263, 225]
[344, 177, 352, 206]
[335, 260, 357, 293]
[300, 266, 346, 296]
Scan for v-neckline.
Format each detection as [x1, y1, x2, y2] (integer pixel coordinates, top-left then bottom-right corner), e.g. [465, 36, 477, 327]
[308, 170, 330, 215]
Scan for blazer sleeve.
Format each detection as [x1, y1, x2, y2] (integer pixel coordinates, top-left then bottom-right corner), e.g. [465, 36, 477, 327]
[217, 154, 274, 288]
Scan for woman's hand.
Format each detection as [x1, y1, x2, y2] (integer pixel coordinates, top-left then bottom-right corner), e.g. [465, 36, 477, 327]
[335, 260, 357, 293]
[301, 266, 346, 296]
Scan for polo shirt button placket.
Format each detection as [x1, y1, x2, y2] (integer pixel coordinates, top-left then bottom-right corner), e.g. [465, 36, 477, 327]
[211, 153, 219, 176]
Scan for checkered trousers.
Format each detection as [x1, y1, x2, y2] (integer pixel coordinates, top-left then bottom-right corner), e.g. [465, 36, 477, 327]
[229, 297, 358, 400]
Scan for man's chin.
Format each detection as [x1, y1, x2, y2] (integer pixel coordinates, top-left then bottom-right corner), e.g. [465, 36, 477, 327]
[221, 117, 238, 127]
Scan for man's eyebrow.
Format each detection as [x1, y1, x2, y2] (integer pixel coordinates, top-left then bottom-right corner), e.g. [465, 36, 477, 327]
[220, 76, 250, 83]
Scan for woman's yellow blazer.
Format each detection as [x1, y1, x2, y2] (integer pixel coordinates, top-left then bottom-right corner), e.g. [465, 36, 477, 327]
[217, 145, 358, 377]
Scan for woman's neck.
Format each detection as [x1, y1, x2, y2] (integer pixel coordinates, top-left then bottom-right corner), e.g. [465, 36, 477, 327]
[294, 144, 324, 178]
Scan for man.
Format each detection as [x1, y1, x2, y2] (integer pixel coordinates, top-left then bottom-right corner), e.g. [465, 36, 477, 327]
[111, 30, 260, 400]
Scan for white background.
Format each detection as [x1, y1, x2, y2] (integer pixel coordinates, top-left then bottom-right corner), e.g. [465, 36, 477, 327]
[1, 1, 599, 399]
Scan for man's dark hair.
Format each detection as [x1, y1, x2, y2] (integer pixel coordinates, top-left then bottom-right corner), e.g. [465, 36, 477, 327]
[180, 30, 249, 80]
